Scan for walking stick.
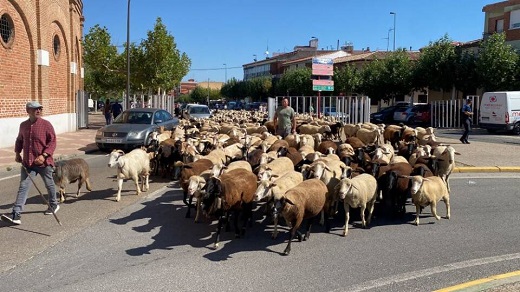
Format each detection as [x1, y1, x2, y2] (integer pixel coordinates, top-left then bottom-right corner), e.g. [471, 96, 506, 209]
[21, 165, 62, 226]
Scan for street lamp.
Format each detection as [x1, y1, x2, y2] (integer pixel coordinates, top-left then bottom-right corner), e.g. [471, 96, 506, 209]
[386, 28, 393, 52]
[223, 63, 227, 83]
[390, 12, 396, 51]
[253, 54, 257, 62]
[126, 0, 131, 109]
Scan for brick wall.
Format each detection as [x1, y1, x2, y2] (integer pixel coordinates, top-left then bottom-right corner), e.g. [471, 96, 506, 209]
[0, 0, 83, 118]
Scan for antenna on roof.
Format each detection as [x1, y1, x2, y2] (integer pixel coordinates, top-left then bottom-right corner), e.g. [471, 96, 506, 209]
[265, 39, 269, 59]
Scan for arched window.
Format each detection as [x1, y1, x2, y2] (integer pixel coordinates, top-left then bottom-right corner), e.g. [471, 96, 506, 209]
[53, 34, 61, 60]
[0, 13, 14, 47]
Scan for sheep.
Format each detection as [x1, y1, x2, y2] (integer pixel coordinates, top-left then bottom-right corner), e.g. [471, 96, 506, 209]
[210, 160, 252, 178]
[403, 175, 450, 226]
[107, 149, 150, 202]
[256, 157, 294, 182]
[186, 169, 213, 223]
[317, 140, 338, 155]
[202, 168, 258, 248]
[254, 171, 304, 239]
[302, 159, 348, 226]
[298, 124, 332, 136]
[334, 173, 378, 237]
[273, 178, 328, 255]
[356, 127, 383, 145]
[284, 133, 300, 149]
[432, 145, 460, 191]
[179, 158, 214, 218]
[343, 123, 361, 138]
[53, 158, 92, 202]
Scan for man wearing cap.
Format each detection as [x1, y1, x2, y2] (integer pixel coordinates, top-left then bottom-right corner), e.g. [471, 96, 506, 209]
[1, 101, 59, 225]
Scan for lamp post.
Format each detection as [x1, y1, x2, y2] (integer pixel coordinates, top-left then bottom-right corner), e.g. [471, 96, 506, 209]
[223, 63, 227, 83]
[390, 12, 396, 51]
[386, 28, 393, 52]
[126, 0, 131, 109]
[253, 54, 257, 62]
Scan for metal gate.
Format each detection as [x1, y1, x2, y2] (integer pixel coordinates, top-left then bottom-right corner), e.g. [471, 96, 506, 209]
[275, 95, 371, 124]
[76, 90, 89, 129]
[431, 95, 479, 128]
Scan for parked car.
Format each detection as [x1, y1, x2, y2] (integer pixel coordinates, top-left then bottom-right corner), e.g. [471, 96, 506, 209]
[412, 104, 432, 125]
[324, 107, 349, 118]
[183, 104, 211, 120]
[95, 108, 178, 151]
[393, 103, 429, 124]
[370, 104, 408, 124]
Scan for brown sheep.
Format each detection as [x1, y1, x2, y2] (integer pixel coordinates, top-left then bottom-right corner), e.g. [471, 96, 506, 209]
[317, 140, 338, 155]
[202, 168, 258, 248]
[274, 178, 328, 255]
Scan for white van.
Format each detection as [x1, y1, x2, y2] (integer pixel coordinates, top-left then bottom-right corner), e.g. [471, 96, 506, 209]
[479, 91, 520, 134]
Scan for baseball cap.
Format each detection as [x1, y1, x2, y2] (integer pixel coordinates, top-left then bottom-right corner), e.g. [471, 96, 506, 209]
[26, 101, 43, 109]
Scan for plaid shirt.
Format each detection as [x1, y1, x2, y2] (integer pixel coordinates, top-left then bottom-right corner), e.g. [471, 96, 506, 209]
[15, 118, 56, 167]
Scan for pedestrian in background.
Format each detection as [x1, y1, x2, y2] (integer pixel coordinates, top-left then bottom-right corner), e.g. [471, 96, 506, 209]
[103, 98, 112, 125]
[460, 99, 473, 144]
[174, 103, 181, 117]
[111, 100, 123, 120]
[1, 101, 59, 225]
[273, 98, 296, 138]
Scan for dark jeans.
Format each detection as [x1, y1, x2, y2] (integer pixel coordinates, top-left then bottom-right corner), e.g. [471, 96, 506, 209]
[461, 119, 471, 141]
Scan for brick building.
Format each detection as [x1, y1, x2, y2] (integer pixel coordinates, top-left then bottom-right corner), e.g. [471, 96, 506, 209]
[0, 0, 84, 148]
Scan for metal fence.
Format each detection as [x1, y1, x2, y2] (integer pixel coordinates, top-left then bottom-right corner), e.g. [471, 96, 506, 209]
[275, 95, 371, 124]
[431, 95, 479, 128]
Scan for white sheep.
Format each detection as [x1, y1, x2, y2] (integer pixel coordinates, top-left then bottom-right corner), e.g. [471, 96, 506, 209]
[432, 145, 460, 191]
[405, 175, 450, 226]
[254, 171, 304, 239]
[187, 170, 213, 223]
[108, 149, 150, 202]
[334, 173, 378, 237]
[256, 157, 294, 182]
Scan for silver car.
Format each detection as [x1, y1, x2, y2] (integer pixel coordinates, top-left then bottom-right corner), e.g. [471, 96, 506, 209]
[95, 108, 178, 151]
[183, 104, 211, 120]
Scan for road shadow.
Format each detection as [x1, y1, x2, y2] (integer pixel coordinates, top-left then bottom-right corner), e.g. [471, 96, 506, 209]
[109, 190, 312, 259]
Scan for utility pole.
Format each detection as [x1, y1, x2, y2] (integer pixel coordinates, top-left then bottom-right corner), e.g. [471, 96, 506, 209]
[126, 0, 131, 109]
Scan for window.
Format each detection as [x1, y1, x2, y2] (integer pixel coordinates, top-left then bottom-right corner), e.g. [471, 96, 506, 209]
[496, 19, 504, 33]
[510, 9, 520, 29]
[0, 13, 14, 47]
[53, 35, 61, 59]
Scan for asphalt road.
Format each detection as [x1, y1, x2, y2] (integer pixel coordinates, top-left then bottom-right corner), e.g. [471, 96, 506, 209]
[0, 154, 519, 292]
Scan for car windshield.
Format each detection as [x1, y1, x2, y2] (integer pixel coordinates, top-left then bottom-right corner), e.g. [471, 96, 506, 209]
[114, 111, 152, 124]
[189, 106, 210, 114]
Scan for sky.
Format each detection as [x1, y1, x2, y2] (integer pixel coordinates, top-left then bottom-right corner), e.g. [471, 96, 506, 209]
[83, 0, 494, 83]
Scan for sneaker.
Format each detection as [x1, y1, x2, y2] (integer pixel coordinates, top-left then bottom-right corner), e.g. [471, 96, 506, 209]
[1, 213, 21, 225]
[44, 204, 60, 215]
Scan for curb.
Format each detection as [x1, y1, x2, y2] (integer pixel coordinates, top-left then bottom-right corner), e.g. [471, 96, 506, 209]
[453, 166, 520, 173]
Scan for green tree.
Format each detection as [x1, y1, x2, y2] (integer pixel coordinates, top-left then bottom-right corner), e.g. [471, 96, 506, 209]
[248, 76, 272, 101]
[276, 67, 313, 96]
[83, 25, 120, 99]
[140, 17, 191, 95]
[359, 58, 388, 102]
[334, 63, 361, 96]
[454, 50, 479, 96]
[414, 35, 458, 92]
[477, 32, 519, 91]
[384, 50, 415, 100]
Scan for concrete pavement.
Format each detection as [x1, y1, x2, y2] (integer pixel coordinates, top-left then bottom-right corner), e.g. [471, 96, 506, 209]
[0, 113, 519, 173]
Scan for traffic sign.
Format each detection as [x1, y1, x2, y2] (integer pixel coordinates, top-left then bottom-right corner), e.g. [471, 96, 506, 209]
[313, 85, 334, 91]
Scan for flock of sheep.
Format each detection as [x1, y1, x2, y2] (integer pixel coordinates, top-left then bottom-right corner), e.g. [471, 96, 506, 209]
[53, 109, 458, 255]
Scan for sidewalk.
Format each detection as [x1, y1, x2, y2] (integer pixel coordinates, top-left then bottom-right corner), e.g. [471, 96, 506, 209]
[0, 116, 519, 173]
[0, 111, 104, 172]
